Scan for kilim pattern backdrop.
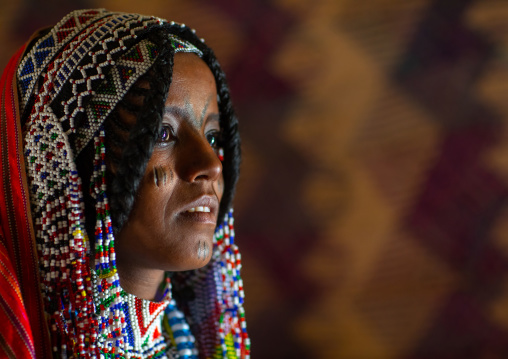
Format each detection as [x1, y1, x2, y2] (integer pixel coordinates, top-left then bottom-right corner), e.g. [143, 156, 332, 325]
[2, 0, 508, 358]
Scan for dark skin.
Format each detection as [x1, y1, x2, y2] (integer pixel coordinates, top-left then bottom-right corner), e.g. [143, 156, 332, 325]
[115, 53, 224, 300]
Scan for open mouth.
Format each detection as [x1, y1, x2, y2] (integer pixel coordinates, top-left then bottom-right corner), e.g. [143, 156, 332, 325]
[178, 196, 218, 225]
[185, 206, 211, 213]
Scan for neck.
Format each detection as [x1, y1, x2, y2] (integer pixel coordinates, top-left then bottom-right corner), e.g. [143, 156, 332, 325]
[117, 264, 165, 301]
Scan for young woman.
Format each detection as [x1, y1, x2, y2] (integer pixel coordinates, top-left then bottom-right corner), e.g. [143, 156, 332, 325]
[0, 9, 249, 358]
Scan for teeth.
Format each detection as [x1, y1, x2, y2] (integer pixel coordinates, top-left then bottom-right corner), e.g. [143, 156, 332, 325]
[187, 206, 211, 213]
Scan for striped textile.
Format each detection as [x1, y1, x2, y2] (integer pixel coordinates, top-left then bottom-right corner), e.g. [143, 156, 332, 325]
[0, 44, 50, 358]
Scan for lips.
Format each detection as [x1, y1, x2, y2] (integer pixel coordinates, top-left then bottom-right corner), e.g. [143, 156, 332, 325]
[179, 195, 218, 224]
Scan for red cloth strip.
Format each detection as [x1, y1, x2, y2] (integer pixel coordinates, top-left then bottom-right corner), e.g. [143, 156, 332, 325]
[0, 45, 51, 358]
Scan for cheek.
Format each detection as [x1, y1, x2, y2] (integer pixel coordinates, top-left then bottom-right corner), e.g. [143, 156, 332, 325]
[214, 174, 224, 203]
[133, 165, 173, 222]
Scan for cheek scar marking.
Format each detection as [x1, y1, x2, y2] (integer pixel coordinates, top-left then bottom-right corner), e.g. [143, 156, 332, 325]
[153, 166, 167, 187]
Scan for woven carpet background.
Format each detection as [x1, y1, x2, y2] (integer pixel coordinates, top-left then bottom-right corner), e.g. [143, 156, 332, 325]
[2, 0, 508, 358]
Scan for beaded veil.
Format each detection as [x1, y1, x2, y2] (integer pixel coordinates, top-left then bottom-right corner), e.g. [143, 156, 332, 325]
[3, 9, 249, 359]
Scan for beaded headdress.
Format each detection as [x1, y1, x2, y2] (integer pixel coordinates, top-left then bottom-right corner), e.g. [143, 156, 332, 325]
[16, 9, 249, 358]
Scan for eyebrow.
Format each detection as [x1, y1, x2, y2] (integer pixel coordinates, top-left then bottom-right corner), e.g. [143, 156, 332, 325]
[163, 100, 219, 127]
[164, 105, 190, 122]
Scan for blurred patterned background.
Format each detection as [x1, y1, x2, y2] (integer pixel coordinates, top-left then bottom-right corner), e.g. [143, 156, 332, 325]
[3, 0, 508, 358]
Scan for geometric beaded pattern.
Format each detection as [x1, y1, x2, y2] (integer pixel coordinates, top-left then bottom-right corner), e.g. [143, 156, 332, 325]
[77, 39, 158, 155]
[24, 104, 95, 356]
[94, 271, 169, 359]
[21, 10, 163, 358]
[96, 275, 200, 359]
[123, 293, 168, 354]
[168, 34, 203, 57]
[25, 16, 162, 157]
[17, 9, 109, 114]
[24, 11, 162, 207]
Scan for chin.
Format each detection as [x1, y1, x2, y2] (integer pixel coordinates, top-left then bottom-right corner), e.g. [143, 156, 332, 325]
[193, 234, 213, 264]
[162, 232, 214, 271]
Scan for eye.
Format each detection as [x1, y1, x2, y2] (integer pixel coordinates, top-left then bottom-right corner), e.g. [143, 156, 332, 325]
[158, 124, 175, 144]
[206, 130, 222, 149]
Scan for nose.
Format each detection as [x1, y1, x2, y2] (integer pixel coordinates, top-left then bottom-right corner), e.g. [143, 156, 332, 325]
[176, 129, 222, 183]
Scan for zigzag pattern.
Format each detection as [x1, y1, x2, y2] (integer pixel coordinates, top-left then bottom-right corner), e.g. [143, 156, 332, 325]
[76, 40, 158, 154]
[17, 9, 108, 112]
[124, 294, 168, 351]
[24, 13, 162, 159]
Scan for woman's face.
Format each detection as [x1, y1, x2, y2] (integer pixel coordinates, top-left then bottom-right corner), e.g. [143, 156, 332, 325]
[116, 53, 223, 275]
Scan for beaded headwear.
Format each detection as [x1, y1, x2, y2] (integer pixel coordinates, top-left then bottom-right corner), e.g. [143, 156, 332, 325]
[17, 9, 249, 358]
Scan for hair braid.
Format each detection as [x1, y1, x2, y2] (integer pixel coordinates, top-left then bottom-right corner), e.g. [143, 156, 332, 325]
[106, 28, 175, 234]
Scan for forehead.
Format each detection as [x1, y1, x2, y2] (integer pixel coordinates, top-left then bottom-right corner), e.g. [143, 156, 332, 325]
[167, 53, 217, 102]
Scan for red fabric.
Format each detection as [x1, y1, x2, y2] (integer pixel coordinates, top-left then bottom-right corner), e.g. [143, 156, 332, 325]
[0, 45, 50, 358]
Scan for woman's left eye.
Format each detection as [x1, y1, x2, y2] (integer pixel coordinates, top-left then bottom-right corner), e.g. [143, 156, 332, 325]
[158, 124, 175, 144]
[206, 130, 222, 148]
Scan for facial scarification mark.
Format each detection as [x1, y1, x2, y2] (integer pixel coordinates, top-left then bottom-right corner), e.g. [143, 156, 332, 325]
[202, 241, 209, 261]
[197, 241, 202, 260]
[183, 96, 213, 128]
[153, 166, 167, 187]
[197, 241, 210, 261]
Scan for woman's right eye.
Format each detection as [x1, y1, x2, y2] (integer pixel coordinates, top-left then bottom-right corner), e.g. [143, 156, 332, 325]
[158, 125, 175, 143]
